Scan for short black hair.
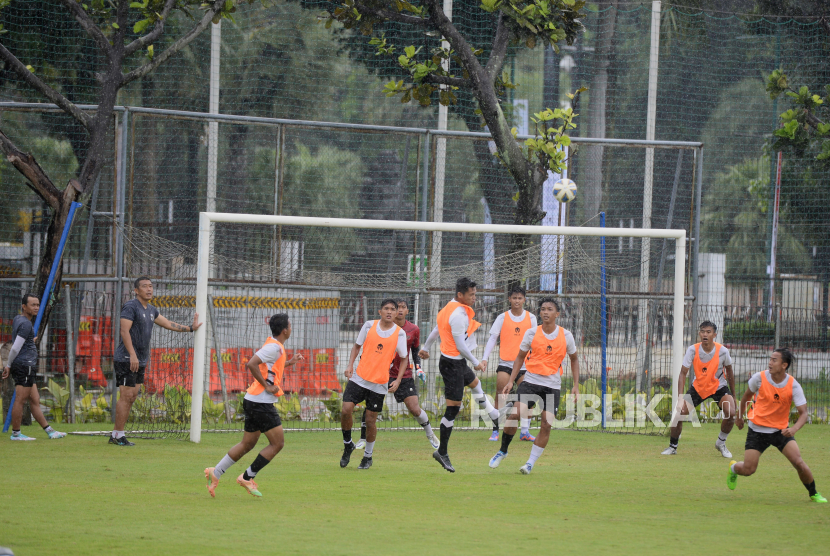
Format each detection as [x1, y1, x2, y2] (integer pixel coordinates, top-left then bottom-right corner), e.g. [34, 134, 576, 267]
[773, 347, 795, 370]
[22, 293, 38, 306]
[133, 276, 152, 289]
[538, 297, 560, 311]
[508, 285, 526, 297]
[394, 297, 408, 309]
[269, 313, 290, 337]
[456, 277, 477, 295]
[380, 298, 398, 310]
[699, 320, 718, 332]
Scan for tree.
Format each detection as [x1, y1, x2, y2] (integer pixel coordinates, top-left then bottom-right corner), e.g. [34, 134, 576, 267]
[0, 0, 237, 335]
[318, 0, 586, 254]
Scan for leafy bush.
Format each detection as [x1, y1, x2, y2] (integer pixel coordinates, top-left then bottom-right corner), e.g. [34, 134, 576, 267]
[723, 321, 775, 344]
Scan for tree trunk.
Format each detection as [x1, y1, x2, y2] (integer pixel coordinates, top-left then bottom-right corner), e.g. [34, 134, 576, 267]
[581, 0, 618, 220]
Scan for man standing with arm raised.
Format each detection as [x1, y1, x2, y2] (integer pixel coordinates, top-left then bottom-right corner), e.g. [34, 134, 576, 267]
[420, 277, 502, 473]
[109, 277, 202, 446]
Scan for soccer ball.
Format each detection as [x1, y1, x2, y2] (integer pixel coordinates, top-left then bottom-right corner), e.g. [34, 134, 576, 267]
[552, 178, 577, 203]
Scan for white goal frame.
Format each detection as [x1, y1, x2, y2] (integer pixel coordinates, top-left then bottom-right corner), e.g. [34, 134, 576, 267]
[189, 212, 687, 442]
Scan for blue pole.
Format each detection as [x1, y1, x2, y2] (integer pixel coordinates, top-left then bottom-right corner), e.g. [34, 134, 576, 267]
[4, 201, 83, 433]
[600, 212, 608, 430]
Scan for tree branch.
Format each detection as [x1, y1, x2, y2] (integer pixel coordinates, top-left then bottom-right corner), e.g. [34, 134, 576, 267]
[805, 109, 826, 129]
[820, 15, 830, 37]
[0, 127, 63, 209]
[484, 13, 509, 81]
[121, 0, 225, 86]
[0, 42, 93, 130]
[423, 74, 470, 88]
[352, 2, 428, 25]
[56, 0, 113, 57]
[124, 0, 177, 56]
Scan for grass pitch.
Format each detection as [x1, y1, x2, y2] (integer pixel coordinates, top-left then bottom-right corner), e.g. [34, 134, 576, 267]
[1, 423, 829, 555]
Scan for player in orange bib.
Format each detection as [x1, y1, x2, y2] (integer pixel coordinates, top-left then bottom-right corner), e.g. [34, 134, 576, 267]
[204, 313, 303, 498]
[488, 298, 579, 474]
[481, 285, 538, 442]
[727, 348, 826, 502]
[420, 277, 503, 472]
[662, 321, 736, 457]
[339, 298, 408, 470]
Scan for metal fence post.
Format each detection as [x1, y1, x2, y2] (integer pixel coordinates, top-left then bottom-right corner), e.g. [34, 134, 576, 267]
[111, 108, 129, 416]
[64, 284, 76, 424]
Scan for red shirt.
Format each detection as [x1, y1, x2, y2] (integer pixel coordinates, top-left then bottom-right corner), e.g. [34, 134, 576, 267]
[389, 320, 420, 379]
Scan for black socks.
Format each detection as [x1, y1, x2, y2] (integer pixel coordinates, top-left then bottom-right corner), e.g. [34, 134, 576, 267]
[342, 429, 352, 444]
[805, 480, 818, 497]
[500, 433, 514, 454]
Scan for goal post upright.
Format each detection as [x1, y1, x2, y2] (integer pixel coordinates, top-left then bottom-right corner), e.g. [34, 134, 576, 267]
[189, 213, 688, 441]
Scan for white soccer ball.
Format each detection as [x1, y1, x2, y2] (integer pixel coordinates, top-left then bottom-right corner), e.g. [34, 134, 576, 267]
[553, 178, 577, 203]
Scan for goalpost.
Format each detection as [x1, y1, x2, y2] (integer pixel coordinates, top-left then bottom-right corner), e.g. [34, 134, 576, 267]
[188, 212, 687, 443]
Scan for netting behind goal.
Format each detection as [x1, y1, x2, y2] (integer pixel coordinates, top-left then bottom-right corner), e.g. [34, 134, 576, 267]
[119, 215, 685, 439]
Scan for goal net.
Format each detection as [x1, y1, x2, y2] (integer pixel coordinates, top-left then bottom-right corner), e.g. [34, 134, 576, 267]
[118, 213, 686, 440]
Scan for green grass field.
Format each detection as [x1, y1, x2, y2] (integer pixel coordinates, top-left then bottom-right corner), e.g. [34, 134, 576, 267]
[2, 423, 829, 555]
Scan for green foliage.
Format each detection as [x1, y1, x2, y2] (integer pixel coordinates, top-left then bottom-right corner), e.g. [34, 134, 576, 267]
[162, 385, 191, 425]
[40, 377, 70, 423]
[766, 70, 830, 164]
[274, 392, 302, 420]
[522, 99, 581, 174]
[75, 385, 110, 423]
[722, 321, 775, 345]
[700, 155, 811, 280]
[202, 394, 226, 425]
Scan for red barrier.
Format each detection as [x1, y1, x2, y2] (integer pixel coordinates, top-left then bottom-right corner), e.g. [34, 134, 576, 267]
[146, 348, 192, 393]
[0, 317, 11, 343]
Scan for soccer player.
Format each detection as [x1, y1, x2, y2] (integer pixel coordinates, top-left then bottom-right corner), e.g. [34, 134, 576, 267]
[727, 348, 826, 503]
[481, 285, 538, 442]
[356, 298, 438, 450]
[488, 298, 579, 474]
[420, 277, 502, 473]
[661, 321, 736, 457]
[1, 293, 66, 440]
[205, 313, 303, 498]
[109, 276, 202, 446]
[340, 299, 408, 470]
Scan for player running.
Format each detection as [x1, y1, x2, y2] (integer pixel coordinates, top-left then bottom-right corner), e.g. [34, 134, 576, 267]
[481, 285, 537, 442]
[727, 348, 826, 503]
[205, 313, 303, 498]
[110, 276, 202, 446]
[356, 298, 438, 451]
[339, 299, 408, 470]
[420, 277, 502, 473]
[662, 321, 736, 457]
[2, 294, 66, 440]
[488, 298, 579, 475]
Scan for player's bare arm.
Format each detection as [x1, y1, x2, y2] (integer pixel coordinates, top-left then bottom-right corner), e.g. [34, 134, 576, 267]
[345, 343, 361, 379]
[783, 403, 809, 437]
[388, 358, 407, 393]
[735, 388, 754, 430]
[286, 352, 304, 367]
[725, 364, 736, 398]
[247, 354, 279, 395]
[569, 352, 580, 403]
[504, 349, 529, 395]
[154, 313, 203, 333]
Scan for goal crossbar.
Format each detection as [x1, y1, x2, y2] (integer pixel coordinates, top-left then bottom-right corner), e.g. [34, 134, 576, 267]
[190, 212, 687, 442]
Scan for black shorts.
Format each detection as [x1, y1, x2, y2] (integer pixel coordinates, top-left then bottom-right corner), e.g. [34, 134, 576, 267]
[114, 361, 146, 387]
[516, 381, 560, 414]
[745, 427, 795, 454]
[687, 385, 732, 407]
[343, 380, 386, 413]
[243, 398, 282, 433]
[496, 365, 526, 381]
[10, 363, 37, 388]
[388, 377, 418, 404]
[439, 356, 477, 402]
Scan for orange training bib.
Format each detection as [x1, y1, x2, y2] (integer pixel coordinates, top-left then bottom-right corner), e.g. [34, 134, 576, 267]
[356, 321, 401, 384]
[748, 372, 794, 430]
[692, 343, 721, 399]
[437, 300, 481, 357]
[524, 326, 567, 376]
[247, 337, 286, 397]
[498, 311, 532, 363]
